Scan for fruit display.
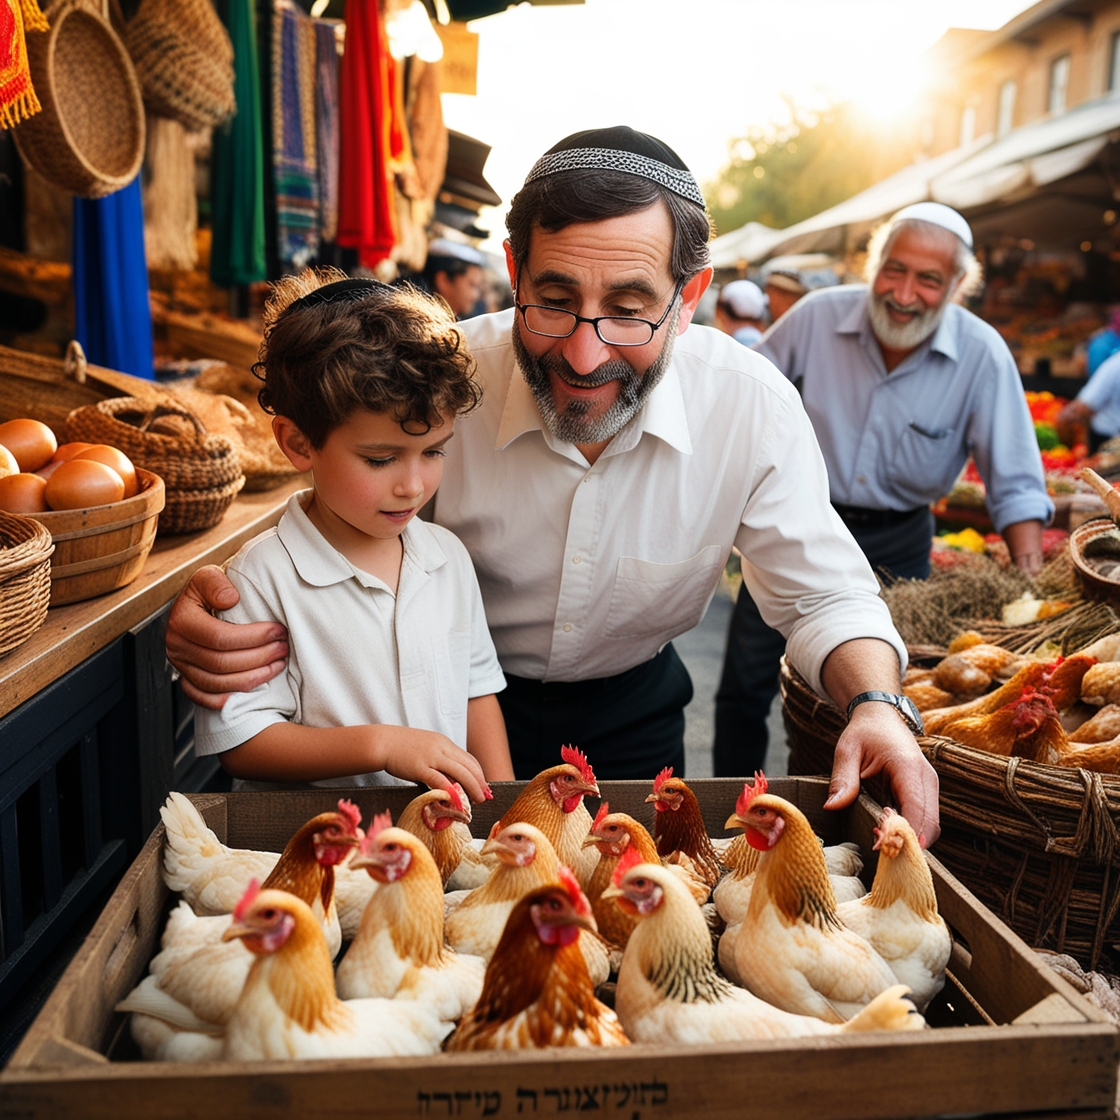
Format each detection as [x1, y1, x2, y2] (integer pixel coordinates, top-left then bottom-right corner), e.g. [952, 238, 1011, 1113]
[0, 418, 138, 513]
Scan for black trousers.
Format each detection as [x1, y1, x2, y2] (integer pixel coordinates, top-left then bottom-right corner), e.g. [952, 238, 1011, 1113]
[498, 643, 693, 781]
[712, 507, 934, 777]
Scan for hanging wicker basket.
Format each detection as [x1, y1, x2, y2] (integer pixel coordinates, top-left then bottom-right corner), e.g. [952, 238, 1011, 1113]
[12, 0, 145, 198]
[0, 511, 54, 656]
[114, 0, 235, 133]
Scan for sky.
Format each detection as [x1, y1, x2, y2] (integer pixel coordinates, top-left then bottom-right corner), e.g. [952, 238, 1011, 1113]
[439, 0, 1036, 248]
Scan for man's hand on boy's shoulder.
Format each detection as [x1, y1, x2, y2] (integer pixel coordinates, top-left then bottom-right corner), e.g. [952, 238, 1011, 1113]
[166, 566, 290, 710]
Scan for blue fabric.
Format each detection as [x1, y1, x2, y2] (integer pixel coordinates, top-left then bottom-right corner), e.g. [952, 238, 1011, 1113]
[1077, 349, 1120, 439]
[1088, 328, 1120, 376]
[754, 284, 1053, 533]
[72, 177, 154, 379]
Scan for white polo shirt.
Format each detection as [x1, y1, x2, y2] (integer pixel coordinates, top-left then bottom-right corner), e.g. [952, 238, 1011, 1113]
[434, 310, 905, 696]
[193, 492, 506, 789]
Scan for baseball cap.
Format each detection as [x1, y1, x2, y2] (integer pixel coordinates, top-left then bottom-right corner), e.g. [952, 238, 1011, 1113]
[719, 280, 767, 320]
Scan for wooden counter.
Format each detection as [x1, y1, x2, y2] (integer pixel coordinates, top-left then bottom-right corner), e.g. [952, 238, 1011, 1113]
[0, 474, 309, 720]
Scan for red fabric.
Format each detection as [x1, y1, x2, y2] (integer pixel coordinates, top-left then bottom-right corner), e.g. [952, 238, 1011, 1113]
[0, 0, 41, 130]
[337, 0, 395, 268]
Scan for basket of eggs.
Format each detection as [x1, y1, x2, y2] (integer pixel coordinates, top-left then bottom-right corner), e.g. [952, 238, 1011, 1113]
[0, 418, 165, 606]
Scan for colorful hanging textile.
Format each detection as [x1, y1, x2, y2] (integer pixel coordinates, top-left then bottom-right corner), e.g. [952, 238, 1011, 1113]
[337, 0, 396, 270]
[73, 177, 155, 380]
[271, 1, 318, 268]
[0, 0, 47, 129]
[314, 18, 339, 244]
[210, 0, 266, 288]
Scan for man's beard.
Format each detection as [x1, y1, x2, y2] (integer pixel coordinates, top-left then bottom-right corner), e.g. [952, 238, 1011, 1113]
[867, 289, 947, 351]
[512, 320, 677, 445]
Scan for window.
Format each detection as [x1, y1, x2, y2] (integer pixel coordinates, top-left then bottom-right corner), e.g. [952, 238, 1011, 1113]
[1110, 31, 1120, 91]
[997, 80, 1016, 137]
[1049, 53, 1070, 114]
[959, 104, 976, 147]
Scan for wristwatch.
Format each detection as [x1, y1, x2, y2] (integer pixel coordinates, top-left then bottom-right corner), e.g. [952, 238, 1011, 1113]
[845, 691, 925, 735]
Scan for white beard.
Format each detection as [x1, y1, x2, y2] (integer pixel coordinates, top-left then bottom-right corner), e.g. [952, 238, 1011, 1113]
[867, 290, 946, 352]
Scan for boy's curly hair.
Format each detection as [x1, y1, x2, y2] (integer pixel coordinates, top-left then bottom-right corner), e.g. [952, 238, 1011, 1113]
[255, 267, 482, 448]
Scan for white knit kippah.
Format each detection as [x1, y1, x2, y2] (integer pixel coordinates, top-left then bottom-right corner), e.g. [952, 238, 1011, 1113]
[890, 202, 973, 249]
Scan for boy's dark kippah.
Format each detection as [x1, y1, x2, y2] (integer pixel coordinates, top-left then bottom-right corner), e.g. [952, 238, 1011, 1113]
[284, 277, 392, 316]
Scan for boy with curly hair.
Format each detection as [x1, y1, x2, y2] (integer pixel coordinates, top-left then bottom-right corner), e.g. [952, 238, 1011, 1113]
[193, 270, 512, 800]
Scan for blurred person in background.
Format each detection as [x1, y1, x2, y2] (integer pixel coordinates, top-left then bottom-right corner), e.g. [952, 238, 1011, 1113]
[714, 279, 768, 346]
[422, 238, 488, 319]
[713, 201, 1053, 778]
[764, 268, 809, 323]
[1056, 351, 1120, 453]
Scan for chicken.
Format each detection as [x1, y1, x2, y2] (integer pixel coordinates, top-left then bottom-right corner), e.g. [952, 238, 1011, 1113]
[728, 775, 900, 1023]
[397, 782, 485, 889]
[445, 868, 629, 1050]
[490, 745, 600, 889]
[117, 803, 363, 1058]
[944, 690, 1072, 764]
[1069, 703, 1120, 744]
[444, 821, 610, 985]
[334, 813, 485, 1022]
[646, 768, 723, 891]
[836, 808, 951, 1014]
[607, 851, 923, 1044]
[220, 882, 451, 1060]
[1057, 738, 1120, 775]
[159, 791, 375, 940]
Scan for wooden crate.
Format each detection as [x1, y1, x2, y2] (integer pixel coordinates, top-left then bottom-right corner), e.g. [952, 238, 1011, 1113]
[2, 779, 1118, 1120]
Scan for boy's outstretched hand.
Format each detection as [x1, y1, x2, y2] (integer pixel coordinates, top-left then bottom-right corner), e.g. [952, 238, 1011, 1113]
[379, 727, 494, 805]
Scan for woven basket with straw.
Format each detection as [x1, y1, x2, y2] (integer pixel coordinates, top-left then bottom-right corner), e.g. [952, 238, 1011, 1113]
[12, 0, 145, 198]
[115, 0, 234, 133]
[0, 511, 54, 657]
[64, 397, 244, 535]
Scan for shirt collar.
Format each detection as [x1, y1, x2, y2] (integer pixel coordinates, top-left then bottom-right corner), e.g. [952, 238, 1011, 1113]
[835, 286, 961, 366]
[277, 491, 448, 589]
[494, 346, 692, 458]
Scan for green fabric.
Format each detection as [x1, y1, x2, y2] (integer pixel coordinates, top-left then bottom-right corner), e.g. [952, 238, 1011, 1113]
[210, 0, 267, 288]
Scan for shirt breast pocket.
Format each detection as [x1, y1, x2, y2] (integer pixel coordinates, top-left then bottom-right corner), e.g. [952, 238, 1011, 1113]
[891, 422, 961, 496]
[604, 546, 724, 640]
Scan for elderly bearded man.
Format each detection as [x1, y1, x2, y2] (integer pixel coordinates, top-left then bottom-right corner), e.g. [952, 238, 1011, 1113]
[165, 127, 940, 846]
[713, 202, 1053, 779]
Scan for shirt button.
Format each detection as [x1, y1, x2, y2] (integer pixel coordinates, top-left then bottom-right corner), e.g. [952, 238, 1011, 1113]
[563, 623, 572, 632]
[857, 475, 866, 483]
[572, 555, 581, 564]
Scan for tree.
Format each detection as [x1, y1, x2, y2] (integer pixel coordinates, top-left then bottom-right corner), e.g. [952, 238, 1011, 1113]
[705, 97, 921, 237]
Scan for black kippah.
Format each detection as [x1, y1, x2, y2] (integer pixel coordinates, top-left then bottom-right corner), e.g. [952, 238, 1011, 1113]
[524, 125, 705, 208]
[284, 277, 392, 316]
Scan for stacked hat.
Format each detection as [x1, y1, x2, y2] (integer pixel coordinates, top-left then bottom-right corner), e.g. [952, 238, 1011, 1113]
[765, 270, 809, 297]
[719, 280, 767, 320]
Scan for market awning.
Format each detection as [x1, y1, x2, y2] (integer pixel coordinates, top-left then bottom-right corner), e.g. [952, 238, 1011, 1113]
[709, 222, 784, 269]
[931, 93, 1120, 211]
[737, 138, 990, 263]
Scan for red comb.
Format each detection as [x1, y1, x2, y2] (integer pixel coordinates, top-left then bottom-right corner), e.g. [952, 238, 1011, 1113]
[445, 783, 465, 814]
[591, 800, 610, 831]
[557, 865, 590, 915]
[735, 772, 769, 818]
[367, 809, 393, 840]
[560, 744, 595, 782]
[233, 878, 261, 923]
[337, 799, 362, 832]
[611, 844, 644, 887]
[652, 766, 673, 793]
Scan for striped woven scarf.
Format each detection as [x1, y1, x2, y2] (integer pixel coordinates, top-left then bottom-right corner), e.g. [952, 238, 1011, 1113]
[0, 0, 47, 129]
[314, 18, 339, 244]
[271, 2, 319, 267]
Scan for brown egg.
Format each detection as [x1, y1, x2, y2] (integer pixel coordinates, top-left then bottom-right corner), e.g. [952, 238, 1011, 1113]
[34, 458, 65, 481]
[0, 418, 58, 472]
[0, 472, 49, 513]
[73, 444, 139, 498]
[52, 442, 94, 463]
[45, 459, 126, 510]
[0, 443, 18, 478]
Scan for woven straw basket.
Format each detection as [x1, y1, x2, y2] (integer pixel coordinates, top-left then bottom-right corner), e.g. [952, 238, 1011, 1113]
[0, 512, 54, 656]
[12, 0, 145, 198]
[65, 397, 244, 535]
[780, 655, 1120, 971]
[115, 0, 235, 133]
[29, 468, 164, 605]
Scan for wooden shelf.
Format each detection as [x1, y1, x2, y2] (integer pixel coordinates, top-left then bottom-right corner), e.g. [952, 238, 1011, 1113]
[0, 474, 309, 720]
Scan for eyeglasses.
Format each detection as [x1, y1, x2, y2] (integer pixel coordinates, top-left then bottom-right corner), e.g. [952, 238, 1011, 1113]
[515, 279, 685, 347]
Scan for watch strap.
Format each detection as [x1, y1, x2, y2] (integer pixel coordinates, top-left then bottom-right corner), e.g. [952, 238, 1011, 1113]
[846, 690, 924, 735]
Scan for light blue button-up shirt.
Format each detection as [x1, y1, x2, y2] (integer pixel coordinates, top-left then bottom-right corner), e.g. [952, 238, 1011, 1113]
[1077, 349, 1120, 439]
[755, 285, 1053, 533]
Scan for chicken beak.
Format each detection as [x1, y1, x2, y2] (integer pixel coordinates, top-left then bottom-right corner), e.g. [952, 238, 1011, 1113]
[221, 919, 250, 943]
[581, 832, 601, 849]
[724, 812, 744, 830]
[644, 792, 660, 804]
[599, 884, 622, 903]
[444, 808, 472, 826]
[480, 837, 508, 859]
[567, 911, 598, 935]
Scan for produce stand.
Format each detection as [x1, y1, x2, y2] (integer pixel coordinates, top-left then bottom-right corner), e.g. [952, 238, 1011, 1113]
[2, 780, 1117, 1120]
[0, 474, 307, 1023]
